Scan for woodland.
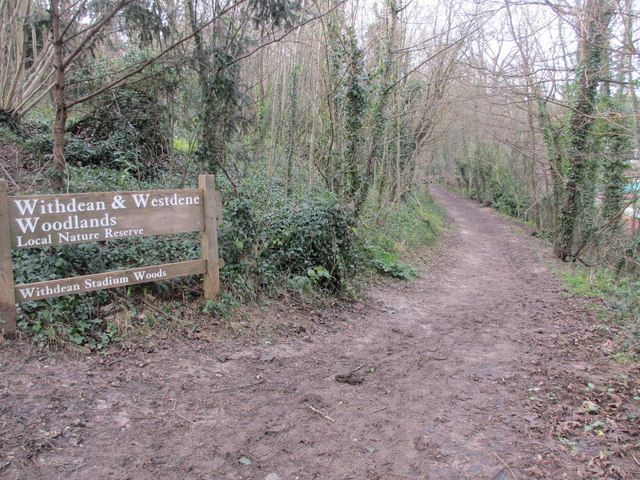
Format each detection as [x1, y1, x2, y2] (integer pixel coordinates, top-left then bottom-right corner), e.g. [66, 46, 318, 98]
[3, 1, 640, 478]
[0, 0, 639, 348]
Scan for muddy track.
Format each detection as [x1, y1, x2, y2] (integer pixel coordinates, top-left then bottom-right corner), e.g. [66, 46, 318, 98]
[0, 187, 631, 479]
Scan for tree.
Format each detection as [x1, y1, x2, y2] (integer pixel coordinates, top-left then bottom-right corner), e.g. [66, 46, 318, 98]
[0, 0, 52, 120]
[555, 0, 613, 261]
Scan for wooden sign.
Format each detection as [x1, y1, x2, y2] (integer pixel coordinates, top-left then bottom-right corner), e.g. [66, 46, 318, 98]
[0, 175, 222, 336]
[8, 189, 204, 248]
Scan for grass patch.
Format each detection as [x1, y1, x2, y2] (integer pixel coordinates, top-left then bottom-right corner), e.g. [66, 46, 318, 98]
[367, 246, 417, 279]
[562, 268, 640, 362]
[360, 191, 445, 279]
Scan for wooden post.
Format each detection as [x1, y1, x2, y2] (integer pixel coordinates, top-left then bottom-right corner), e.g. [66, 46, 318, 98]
[0, 179, 17, 337]
[199, 174, 220, 299]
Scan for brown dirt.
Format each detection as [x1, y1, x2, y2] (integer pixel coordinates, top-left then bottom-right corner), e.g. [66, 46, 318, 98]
[1, 187, 639, 479]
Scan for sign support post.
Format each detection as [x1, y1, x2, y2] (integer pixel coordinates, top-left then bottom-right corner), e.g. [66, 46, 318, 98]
[0, 180, 17, 337]
[199, 174, 220, 299]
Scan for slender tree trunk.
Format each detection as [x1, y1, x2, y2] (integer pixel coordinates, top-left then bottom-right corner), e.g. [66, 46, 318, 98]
[537, 97, 563, 234]
[354, 0, 398, 216]
[285, 65, 299, 197]
[623, 0, 640, 152]
[51, 0, 66, 191]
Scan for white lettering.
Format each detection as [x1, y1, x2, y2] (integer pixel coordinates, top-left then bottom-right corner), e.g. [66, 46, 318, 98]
[104, 228, 144, 239]
[16, 234, 51, 247]
[15, 217, 40, 233]
[132, 194, 150, 208]
[13, 199, 38, 215]
[58, 232, 100, 243]
[84, 276, 129, 289]
[19, 287, 36, 299]
[18, 282, 80, 300]
[132, 268, 166, 281]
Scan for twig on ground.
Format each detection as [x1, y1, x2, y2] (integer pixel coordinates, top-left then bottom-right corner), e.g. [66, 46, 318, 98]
[351, 363, 366, 373]
[493, 452, 517, 480]
[308, 404, 335, 422]
[174, 411, 196, 425]
[333, 363, 366, 378]
[526, 441, 556, 454]
[172, 401, 196, 425]
[210, 379, 265, 394]
[368, 406, 388, 414]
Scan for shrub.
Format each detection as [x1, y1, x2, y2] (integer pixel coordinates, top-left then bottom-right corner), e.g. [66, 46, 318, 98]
[219, 195, 361, 295]
[367, 245, 417, 279]
[261, 198, 360, 290]
[65, 88, 171, 178]
[454, 145, 530, 219]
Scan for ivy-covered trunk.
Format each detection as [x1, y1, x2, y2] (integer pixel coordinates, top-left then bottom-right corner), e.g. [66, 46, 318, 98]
[555, 0, 612, 261]
[601, 112, 630, 230]
[187, 0, 236, 176]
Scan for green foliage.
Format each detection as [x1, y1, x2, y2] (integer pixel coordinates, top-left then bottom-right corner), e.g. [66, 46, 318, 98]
[64, 165, 156, 192]
[594, 94, 633, 227]
[288, 267, 332, 294]
[248, 0, 299, 28]
[562, 269, 621, 298]
[17, 85, 173, 183]
[123, 0, 171, 47]
[359, 191, 443, 279]
[362, 192, 443, 251]
[219, 193, 361, 295]
[455, 144, 530, 219]
[0, 112, 23, 141]
[315, 18, 371, 205]
[562, 268, 640, 362]
[19, 120, 52, 155]
[13, 232, 200, 347]
[173, 137, 195, 154]
[202, 293, 240, 318]
[66, 87, 171, 178]
[367, 246, 417, 279]
[340, 27, 369, 200]
[261, 198, 359, 289]
[193, 46, 239, 174]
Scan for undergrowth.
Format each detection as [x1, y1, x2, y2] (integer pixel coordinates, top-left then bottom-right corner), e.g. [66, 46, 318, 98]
[360, 191, 444, 279]
[2, 118, 445, 349]
[562, 268, 640, 362]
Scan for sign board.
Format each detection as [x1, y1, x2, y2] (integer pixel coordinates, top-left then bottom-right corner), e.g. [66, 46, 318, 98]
[8, 189, 205, 248]
[0, 175, 222, 336]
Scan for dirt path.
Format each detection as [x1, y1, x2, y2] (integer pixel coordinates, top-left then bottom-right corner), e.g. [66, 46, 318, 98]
[1, 187, 637, 479]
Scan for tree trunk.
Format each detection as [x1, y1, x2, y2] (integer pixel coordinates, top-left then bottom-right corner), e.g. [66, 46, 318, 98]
[555, 0, 612, 261]
[537, 96, 563, 235]
[354, 0, 398, 216]
[51, 0, 66, 191]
